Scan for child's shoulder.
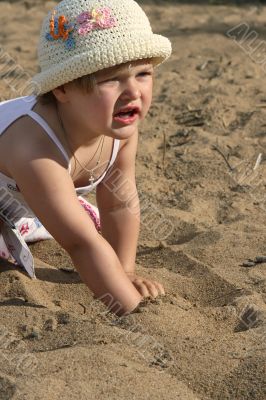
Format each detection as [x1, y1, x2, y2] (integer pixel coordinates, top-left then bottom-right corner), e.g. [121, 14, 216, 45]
[0, 95, 37, 135]
[0, 95, 36, 118]
[0, 114, 47, 162]
[0, 99, 65, 174]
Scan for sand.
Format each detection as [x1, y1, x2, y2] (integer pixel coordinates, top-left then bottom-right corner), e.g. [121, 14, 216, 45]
[0, 1, 265, 399]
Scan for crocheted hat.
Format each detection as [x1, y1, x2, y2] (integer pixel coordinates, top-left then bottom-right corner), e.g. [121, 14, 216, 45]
[31, 0, 172, 94]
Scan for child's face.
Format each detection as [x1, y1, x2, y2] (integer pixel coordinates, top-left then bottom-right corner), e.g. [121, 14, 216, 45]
[64, 59, 154, 140]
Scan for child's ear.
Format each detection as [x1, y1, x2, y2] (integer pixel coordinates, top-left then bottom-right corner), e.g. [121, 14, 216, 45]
[52, 85, 69, 103]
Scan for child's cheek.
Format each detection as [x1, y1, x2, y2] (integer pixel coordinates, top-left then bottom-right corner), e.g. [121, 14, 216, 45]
[143, 93, 153, 116]
[140, 106, 150, 121]
[145, 83, 153, 105]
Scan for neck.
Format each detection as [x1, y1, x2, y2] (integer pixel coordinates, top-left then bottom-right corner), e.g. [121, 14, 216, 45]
[56, 102, 101, 151]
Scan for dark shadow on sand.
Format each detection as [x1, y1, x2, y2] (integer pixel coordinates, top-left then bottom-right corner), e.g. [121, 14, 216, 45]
[0, 259, 82, 284]
[35, 267, 82, 284]
[0, 258, 23, 274]
[0, 298, 46, 308]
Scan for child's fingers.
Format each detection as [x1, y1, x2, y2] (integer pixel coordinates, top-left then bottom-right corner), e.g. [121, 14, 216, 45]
[142, 278, 165, 297]
[131, 277, 165, 298]
[143, 281, 159, 298]
[152, 281, 166, 296]
[132, 281, 150, 298]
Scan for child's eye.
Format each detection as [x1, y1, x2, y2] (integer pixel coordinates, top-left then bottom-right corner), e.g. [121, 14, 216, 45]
[137, 71, 153, 77]
[97, 71, 153, 85]
[97, 77, 119, 84]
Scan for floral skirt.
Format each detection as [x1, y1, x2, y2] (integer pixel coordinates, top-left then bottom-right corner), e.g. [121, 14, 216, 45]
[0, 196, 100, 278]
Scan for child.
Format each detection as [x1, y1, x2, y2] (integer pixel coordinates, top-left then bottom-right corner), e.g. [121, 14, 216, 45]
[0, 0, 171, 315]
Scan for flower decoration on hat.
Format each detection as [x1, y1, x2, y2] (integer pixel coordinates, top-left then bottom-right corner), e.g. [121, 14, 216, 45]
[46, 10, 76, 50]
[76, 7, 117, 35]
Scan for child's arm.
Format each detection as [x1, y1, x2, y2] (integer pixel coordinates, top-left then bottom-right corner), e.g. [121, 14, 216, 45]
[96, 129, 165, 299]
[4, 124, 142, 316]
[96, 130, 140, 274]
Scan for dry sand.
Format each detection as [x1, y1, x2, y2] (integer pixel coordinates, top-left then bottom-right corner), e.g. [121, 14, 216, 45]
[0, 1, 266, 399]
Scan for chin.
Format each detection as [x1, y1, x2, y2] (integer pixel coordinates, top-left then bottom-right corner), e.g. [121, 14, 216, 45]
[109, 124, 138, 139]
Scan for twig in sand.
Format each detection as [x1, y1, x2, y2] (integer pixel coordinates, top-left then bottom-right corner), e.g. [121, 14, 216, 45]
[79, 302, 87, 314]
[253, 153, 262, 171]
[176, 109, 204, 127]
[222, 116, 229, 129]
[196, 60, 209, 71]
[211, 144, 234, 171]
[163, 132, 166, 171]
[35, 342, 78, 352]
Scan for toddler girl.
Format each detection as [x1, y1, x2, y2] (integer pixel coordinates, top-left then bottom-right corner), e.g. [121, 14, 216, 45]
[0, 0, 171, 315]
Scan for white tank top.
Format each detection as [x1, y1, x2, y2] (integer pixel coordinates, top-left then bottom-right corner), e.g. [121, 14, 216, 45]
[0, 95, 120, 223]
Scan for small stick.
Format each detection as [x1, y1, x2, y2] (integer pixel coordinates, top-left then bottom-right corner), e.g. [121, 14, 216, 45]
[79, 302, 86, 314]
[222, 116, 227, 129]
[253, 153, 262, 171]
[163, 132, 166, 171]
[211, 144, 234, 171]
[199, 60, 208, 71]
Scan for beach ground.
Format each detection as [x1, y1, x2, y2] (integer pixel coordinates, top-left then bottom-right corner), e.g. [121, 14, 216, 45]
[0, 1, 265, 399]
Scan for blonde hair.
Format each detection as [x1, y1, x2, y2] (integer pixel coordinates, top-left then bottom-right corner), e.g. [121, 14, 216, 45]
[37, 58, 155, 104]
[37, 73, 96, 104]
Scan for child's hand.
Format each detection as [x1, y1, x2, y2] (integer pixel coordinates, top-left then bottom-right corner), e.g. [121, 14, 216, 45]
[126, 272, 165, 299]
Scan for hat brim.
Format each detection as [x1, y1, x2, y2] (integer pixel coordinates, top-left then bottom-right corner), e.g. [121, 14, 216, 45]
[31, 34, 172, 95]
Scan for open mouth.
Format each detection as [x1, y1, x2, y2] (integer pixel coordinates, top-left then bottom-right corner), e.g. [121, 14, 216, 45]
[114, 106, 140, 119]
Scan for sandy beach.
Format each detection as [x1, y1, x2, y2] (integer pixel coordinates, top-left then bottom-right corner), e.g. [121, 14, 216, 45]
[0, 1, 265, 399]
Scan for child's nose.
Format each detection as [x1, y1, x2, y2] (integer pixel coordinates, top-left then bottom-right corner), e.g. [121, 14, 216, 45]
[120, 79, 141, 100]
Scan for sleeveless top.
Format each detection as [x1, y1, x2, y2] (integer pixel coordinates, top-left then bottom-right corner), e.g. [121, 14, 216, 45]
[0, 95, 120, 223]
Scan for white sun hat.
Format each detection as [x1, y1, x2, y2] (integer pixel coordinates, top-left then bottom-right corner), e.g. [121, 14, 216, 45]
[31, 0, 172, 95]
